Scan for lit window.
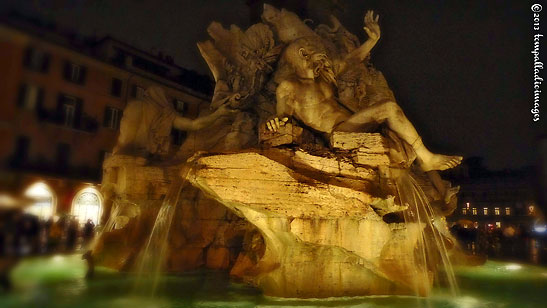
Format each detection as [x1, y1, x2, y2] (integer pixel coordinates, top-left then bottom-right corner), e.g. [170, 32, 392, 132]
[483, 207, 488, 215]
[505, 207, 511, 215]
[462, 208, 467, 215]
[494, 207, 500, 215]
[63, 62, 86, 84]
[24, 182, 55, 220]
[63, 103, 75, 127]
[71, 64, 80, 81]
[58, 94, 82, 128]
[71, 187, 102, 225]
[466, 202, 470, 209]
[495, 221, 501, 228]
[17, 83, 43, 110]
[104, 107, 122, 130]
[472, 208, 477, 215]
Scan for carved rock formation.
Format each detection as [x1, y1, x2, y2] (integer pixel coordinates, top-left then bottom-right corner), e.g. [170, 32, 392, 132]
[185, 151, 432, 297]
[92, 155, 257, 273]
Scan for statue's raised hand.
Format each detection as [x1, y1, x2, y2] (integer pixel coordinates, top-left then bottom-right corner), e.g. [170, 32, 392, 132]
[364, 10, 380, 42]
[266, 117, 289, 132]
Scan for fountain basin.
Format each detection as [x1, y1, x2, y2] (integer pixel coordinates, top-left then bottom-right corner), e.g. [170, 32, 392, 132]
[3, 254, 547, 308]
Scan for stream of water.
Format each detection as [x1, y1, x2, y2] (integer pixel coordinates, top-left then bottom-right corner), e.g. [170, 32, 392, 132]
[133, 177, 184, 297]
[396, 171, 459, 299]
[132, 164, 194, 297]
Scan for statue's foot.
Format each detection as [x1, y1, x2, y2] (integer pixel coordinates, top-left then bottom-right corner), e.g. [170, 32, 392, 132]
[420, 154, 462, 172]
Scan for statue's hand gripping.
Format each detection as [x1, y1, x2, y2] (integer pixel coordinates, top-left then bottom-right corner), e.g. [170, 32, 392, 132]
[266, 117, 289, 132]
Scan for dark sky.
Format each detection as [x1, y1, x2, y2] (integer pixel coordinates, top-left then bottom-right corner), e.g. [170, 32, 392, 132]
[2, 0, 545, 170]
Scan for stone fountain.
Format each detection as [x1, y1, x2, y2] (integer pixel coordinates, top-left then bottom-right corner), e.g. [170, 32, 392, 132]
[90, 5, 462, 298]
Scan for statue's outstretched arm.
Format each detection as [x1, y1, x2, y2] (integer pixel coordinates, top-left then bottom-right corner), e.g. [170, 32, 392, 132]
[173, 103, 234, 131]
[339, 11, 380, 73]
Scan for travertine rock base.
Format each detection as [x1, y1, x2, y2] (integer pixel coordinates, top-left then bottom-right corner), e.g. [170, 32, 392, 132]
[186, 151, 431, 297]
[93, 155, 257, 273]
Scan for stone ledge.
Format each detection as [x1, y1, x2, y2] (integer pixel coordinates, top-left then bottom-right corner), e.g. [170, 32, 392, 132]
[189, 152, 379, 219]
[292, 150, 378, 181]
[330, 132, 388, 152]
[353, 149, 391, 167]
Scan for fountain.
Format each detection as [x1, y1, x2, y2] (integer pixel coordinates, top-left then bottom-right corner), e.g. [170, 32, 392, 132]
[90, 4, 467, 299]
[395, 171, 459, 296]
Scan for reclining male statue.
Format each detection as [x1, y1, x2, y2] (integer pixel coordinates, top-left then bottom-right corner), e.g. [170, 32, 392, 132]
[266, 12, 462, 172]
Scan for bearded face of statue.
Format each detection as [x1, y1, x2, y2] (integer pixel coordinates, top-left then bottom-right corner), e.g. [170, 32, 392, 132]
[310, 52, 336, 86]
[294, 46, 336, 86]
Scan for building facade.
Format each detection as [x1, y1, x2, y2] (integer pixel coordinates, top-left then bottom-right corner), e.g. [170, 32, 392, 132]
[446, 158, 545, 262]
[449, 172, 539, 230]
[447, 158, 540, 230]
[0, 16, 212, 225]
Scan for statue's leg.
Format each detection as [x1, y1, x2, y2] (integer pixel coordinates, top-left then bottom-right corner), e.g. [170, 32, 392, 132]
[336, 101, 462, 171]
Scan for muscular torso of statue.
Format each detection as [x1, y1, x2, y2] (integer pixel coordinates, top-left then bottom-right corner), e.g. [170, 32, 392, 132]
[271, 35, 462, 172]
[277, 78, 350, 134]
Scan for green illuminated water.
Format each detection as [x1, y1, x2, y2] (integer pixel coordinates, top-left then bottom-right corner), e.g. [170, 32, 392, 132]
[2, 255, 547, 307]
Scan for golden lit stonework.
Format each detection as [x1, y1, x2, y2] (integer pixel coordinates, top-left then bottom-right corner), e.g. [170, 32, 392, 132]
[92, 4, 464, 298]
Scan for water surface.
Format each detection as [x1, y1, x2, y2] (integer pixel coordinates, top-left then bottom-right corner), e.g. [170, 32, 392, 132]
[2, 255, 546, 308]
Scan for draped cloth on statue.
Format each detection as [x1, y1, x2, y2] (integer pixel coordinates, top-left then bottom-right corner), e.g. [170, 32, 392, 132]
[115, 86, 176, 157]
[384, 128, 417, 168]
[142, 86, 177, 156]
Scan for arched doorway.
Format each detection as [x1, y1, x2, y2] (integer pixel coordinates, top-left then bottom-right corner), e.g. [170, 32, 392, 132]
[24, 182, 56, 220]
[71, 187, 103, 225]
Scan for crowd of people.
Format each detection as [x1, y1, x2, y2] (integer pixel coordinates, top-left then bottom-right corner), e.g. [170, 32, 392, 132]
[0, 210, 95, 257]
[0, 209, 96, 290]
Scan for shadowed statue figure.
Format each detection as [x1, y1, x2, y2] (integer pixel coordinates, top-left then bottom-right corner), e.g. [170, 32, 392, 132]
[114, 86, 234, 159]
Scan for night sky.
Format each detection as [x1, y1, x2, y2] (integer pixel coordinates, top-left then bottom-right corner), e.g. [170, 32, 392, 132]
[1, 0, 545, 170]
